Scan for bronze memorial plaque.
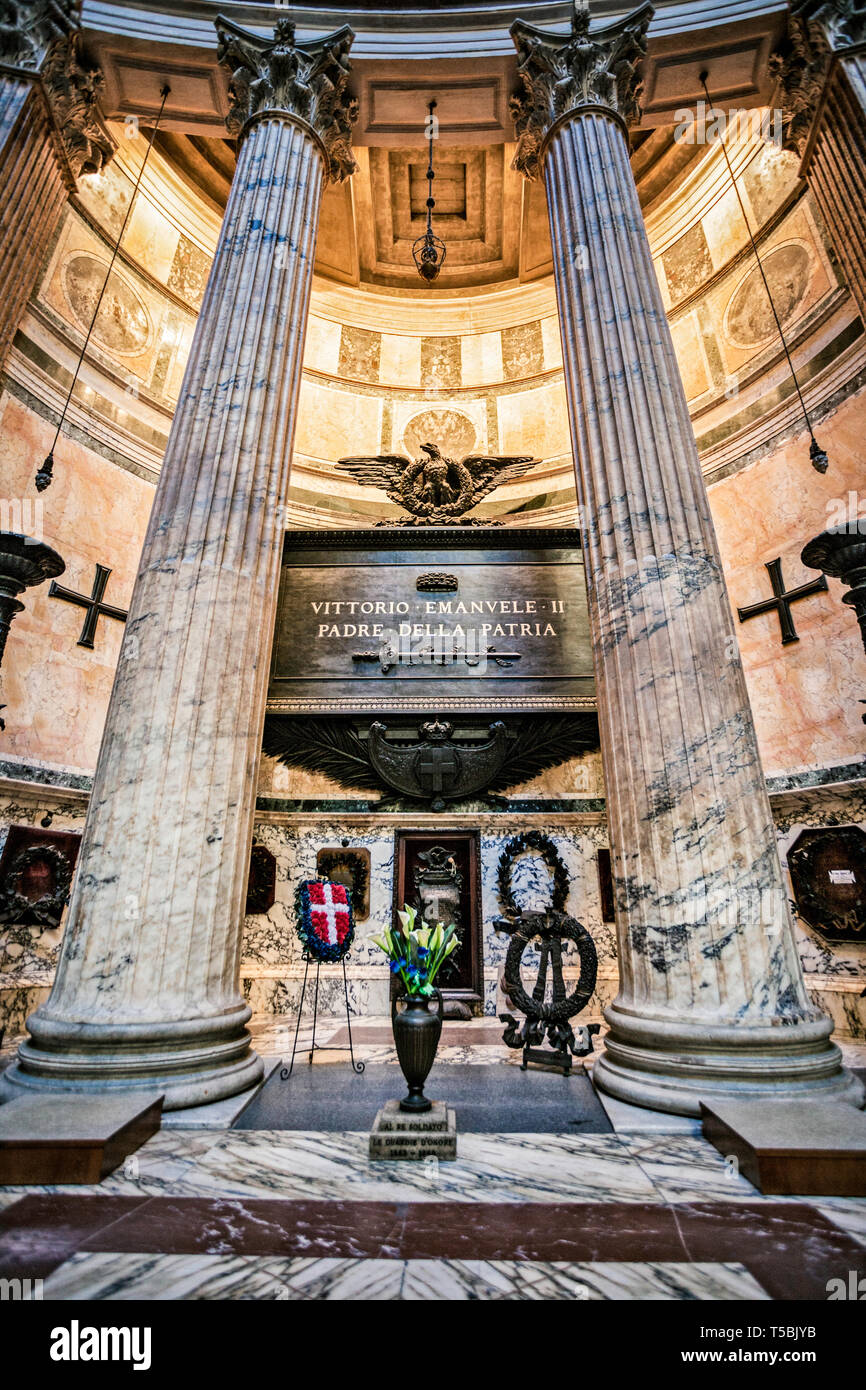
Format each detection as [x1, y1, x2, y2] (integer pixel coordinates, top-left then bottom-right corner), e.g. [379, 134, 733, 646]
[267, 530, 595, 714]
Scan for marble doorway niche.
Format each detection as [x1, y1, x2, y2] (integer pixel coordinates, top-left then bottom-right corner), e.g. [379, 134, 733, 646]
[392, 829, 484, 1019]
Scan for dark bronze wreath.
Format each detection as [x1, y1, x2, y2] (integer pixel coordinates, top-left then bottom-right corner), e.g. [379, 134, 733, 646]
[496, 830, 570, 915]
[502, 911, 598, 1023]
[0, 844, 73, 926]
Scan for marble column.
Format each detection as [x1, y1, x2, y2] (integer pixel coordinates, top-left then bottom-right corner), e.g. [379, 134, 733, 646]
[510, 2, 861, 1114]
[2, 18, 357, 1110]
[772, 1, 866, 324]
[0, 5, 113, 370]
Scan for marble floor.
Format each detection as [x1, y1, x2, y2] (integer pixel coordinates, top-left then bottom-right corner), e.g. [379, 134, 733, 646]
[0, 1017, 864, 1302]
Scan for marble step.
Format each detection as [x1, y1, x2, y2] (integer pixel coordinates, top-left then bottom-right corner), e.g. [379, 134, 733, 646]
[701, 1098, 866, 1196]
[0, 1091, 163, 1185]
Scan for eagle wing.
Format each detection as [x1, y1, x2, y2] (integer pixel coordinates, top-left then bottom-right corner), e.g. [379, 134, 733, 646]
[460, 454, 538, 504]
[335, 454, 412, 507]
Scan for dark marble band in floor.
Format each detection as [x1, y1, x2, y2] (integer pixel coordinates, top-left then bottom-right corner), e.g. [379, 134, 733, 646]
[1, 1194, 862, 1299]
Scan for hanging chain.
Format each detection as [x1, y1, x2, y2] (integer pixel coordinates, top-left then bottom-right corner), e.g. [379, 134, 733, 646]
[698, 72, 828, 473]
[35, 83, 172, 491]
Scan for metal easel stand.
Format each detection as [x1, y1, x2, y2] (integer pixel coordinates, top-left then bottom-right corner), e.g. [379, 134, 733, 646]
[281, 954, 365, 1078]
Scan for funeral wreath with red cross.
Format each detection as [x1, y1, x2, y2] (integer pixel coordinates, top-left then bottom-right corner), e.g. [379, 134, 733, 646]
[296, 878, 355, 963]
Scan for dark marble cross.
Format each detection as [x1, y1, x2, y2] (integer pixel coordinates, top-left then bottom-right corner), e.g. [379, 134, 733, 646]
[737, 557, 828, 646]
[49, 564, 128, 649]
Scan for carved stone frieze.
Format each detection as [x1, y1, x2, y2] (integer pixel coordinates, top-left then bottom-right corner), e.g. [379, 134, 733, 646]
[215, 15, 357, 183]
[510, 0, 653, 180]
[40, 30, 115, 179]
[0, 0, 75, 72]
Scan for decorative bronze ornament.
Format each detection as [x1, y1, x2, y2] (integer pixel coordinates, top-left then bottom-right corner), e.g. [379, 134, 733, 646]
[335, 443, 537, 525]
[495, 908, 600, 1074]
[48, 562, 127, 649]
[416, 572, 458, 592]
[736, 556, 828, 646]
[496, 830, 571, 915]
[801, 525, 866, 724]
[262, 713, 601, 803]
[0, 534, 65, 694]
[788, 825, 866, 939]
[412, 99, 446, 282]
[368, 719, 510, 811]
[0, 841, 75, 928]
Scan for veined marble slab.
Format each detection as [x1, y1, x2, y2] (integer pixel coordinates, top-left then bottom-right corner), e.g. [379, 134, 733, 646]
[39, 1251, 769, 1301]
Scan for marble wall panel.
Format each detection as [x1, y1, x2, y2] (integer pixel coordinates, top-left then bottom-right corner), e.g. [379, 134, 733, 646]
[670, 314, 713, 402]
[496, 380, 571, 459]
[240, 818, 614, 1021]
[167, 235, 211, 311]
[302, 315, 341, 377]
[501, 321, 544, 380]
[460, 332, 503, 387]
[420, 337, 461, 389]
[661, 223, 714, 306]
[293, 378, 382, 461]
[0, 789, 88, 1040]
[378, 333, 422, 387]
[338, 325, 381, 384]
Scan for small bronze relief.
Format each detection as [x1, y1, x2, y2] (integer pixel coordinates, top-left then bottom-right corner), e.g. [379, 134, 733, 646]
[788, 826, 865, 940]
[0, 826, 82, 929]
[416, 572, 458, 592]
[316, 848, 371, 920]
[246, 842, 277, 915]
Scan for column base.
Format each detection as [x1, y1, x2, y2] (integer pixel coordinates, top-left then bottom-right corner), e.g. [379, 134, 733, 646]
[593, 1003, 865, 1117]
[0, 1005, 264, 1112]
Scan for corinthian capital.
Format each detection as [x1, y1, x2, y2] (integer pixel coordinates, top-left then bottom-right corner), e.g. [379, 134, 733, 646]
[40, 30, 115, 180]
[0, 0, 76, 71]
[796, 0, 866, 52]
[215, 15, 357, 183]
[769, 10, 833, 156]
[510, 0, 653, 179]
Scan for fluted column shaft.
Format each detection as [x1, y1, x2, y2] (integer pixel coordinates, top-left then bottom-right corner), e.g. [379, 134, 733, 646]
[540, 106, 859, 1113]
[0, 77, 67, 370]
[804, 57, 866, 323]
[6, 112, 327, 1108]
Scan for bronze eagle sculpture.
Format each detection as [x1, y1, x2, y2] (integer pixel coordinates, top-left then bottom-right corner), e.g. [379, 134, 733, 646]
[336, 441, 538, 525]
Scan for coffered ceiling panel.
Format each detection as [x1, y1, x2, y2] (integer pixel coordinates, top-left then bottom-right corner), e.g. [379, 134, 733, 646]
[357, 143, 521, 288]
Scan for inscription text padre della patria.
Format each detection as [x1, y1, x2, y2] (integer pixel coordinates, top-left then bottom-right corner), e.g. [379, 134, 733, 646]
[267, 531, 595, 714]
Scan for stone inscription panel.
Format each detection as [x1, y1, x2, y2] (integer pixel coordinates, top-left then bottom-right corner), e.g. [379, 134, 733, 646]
[267, 531, 594, 713]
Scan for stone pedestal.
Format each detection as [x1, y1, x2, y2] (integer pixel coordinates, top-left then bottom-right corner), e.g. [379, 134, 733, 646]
[509, 3, 861, 1115]
[2, 19, 357, 1111]
[0, 1091, 163, 1185]
[369, 1100, 457, 1160]
[701, 1099, 866, 1195]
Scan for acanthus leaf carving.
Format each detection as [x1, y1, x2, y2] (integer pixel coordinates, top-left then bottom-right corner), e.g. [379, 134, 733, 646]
[769, 10, 833, 156]
[0, 0, 76, 72]
[40, 30, 115, 180]
[215, 14, 357, 184]
[510, 0, 653, 181]
[796, 0, 866, 53]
